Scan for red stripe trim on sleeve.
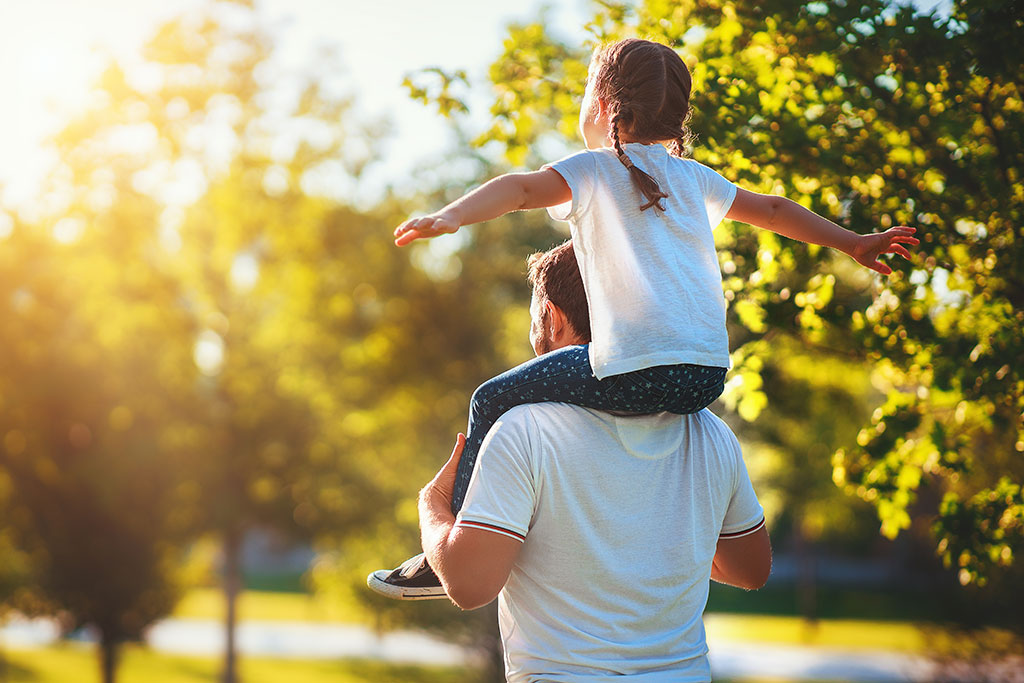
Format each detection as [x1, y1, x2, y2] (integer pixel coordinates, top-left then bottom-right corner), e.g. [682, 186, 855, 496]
[719, 517, 765, 539]
[457, 521, 526, 542]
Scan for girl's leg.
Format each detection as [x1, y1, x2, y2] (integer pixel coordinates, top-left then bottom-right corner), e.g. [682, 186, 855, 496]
[449, 347, 727, 512]
[630, 363, 727, 415]
[366, 351, 727, 601]
[451, 344, 597, 512]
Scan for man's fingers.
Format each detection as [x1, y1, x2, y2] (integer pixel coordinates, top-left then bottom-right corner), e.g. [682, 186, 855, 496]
[449, 433, 467, 464]
[435, 434, 467, 492]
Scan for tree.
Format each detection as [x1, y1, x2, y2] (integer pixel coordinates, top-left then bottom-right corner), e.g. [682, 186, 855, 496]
[402, 0, 1024, 598]
[0, 1, 392, 680]
[60, 3, 397, 680]
[0, 190, 194, 683]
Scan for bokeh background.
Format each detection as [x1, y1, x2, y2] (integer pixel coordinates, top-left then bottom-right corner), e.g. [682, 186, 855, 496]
[0, 1, 1021, 682]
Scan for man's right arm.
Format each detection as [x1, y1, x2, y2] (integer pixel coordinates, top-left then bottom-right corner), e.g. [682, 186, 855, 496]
[711, 524, 771, 590]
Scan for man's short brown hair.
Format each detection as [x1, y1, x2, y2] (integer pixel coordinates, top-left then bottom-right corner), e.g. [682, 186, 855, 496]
[526, 240, 591, 343]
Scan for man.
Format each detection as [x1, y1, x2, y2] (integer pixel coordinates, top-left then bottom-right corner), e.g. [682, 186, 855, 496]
[420, 241, 769, 680]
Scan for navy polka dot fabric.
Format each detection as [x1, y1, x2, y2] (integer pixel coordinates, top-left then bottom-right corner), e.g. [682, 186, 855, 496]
[450, 344, 726, 512]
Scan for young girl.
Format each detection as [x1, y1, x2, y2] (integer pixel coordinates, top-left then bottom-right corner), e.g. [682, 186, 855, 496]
[368, 38, 917, 599]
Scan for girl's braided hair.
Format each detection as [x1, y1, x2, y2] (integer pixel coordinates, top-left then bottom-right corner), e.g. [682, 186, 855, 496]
[589, 38, 695, 211]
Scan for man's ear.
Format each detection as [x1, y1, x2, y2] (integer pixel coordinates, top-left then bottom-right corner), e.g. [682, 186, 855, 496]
[545, 300, 569, 344]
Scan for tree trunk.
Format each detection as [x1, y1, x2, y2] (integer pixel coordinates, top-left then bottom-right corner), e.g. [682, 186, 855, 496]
[222, 528, 243, 683]
[794, 523, 818, 625]
[99, 631, 119, 683]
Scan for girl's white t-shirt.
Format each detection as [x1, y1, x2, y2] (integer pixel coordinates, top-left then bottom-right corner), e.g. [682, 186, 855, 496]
[545, 143, 737, 379]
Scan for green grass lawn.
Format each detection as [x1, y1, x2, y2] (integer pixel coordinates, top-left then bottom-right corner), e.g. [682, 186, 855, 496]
[0, 644, 470, 683]
[172, 588, 355, 624]
[173, 587, 1022, 656]
[704, 613, 928, 653]
[5, 591, 1020, 682]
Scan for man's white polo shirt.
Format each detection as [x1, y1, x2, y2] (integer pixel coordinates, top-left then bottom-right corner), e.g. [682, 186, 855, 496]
[456, 404, 764, 682]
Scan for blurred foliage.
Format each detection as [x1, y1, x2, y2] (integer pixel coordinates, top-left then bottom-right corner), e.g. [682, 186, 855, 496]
[0, 1, 1021, 680]
[0, 0, 560, 680]
[0, 124, 194, 681]
[721, 337, 882, 546]
[405, 0, 1024, 593]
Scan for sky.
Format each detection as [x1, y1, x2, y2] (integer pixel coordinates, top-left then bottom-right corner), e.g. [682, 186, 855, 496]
[0, 0, 588, 211]
[0, 0, 949, 213]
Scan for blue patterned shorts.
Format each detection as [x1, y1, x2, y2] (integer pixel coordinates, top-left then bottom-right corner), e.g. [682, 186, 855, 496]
[450, 344, 726, 512]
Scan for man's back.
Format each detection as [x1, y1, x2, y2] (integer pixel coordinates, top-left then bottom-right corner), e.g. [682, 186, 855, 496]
[458, 404, 764, 682]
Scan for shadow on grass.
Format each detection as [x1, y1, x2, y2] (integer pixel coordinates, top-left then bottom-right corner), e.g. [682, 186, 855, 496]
[0, 654, 35, 682]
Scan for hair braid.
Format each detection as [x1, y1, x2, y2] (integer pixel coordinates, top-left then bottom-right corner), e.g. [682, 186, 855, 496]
[669, 135, 687, 158]
[612, 115, 669, 212]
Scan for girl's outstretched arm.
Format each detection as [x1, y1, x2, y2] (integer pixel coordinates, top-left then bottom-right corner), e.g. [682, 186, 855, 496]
[726, 188, 919, 275]
[394, 169, 571, 246]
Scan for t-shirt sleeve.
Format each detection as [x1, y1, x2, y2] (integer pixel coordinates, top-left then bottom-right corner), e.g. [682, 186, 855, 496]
[542, 150, 597, 222]
[691, 160, 738, 229]
[455, 409, 538, 542]
[719, 438, 765, 539]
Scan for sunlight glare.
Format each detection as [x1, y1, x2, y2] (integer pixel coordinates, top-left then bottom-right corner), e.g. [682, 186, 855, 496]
[194, 330, 225, 376]
[158, 206, 184, 253]
[52, 217, 85, 245]
[230, 253, 261, 292]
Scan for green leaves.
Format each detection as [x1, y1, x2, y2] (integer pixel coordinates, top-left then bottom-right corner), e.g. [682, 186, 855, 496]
[399, 0, 1024, 588]
[936, 478, 1024, 587]
[403, 68, 470, 118]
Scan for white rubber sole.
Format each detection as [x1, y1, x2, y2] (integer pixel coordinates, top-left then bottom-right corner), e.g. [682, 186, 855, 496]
[366, 570, 448, 601]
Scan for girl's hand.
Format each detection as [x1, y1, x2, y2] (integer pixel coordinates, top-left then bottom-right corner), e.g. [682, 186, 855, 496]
[849, 226, 919, 275]
[394, 210, 461, 247]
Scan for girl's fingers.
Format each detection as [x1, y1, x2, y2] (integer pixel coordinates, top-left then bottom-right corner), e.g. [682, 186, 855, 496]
[394, 231, 416, 246]
[393, 215, 456, 246]
[395, 221, 421, 237]
[391, 220, 428, 239]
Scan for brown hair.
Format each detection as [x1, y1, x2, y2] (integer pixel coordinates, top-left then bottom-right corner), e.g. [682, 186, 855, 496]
[589, 38, 694, 211]
[526, 240, 591, 343]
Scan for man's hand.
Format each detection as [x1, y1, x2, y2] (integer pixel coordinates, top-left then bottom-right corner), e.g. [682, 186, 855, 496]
[418, 433, 521, 610]
[420, 433, 466, 508]
[394, 210, 461, 247]
[848, 226, 919, 275]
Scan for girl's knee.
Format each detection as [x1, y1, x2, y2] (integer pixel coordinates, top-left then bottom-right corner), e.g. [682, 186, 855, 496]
[470, 377, 503, 414]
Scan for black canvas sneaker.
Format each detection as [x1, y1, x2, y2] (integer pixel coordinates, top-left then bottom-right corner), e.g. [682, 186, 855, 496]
[366, 553, 447, 600]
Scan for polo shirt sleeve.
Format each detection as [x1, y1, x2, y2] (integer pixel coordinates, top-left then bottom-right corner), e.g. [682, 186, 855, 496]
[719, 436, 765, 539]
[543, 149, 597, 223]
[455, 408, 538, 543]
[691, 160, 738, 229]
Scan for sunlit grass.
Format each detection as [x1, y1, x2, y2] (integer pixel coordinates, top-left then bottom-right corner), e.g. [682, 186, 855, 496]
[173, 588, 1020, 658]
[172, 588, 357, 624]
[0, 644, 470, 683]
[706, 613, 929, 653]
